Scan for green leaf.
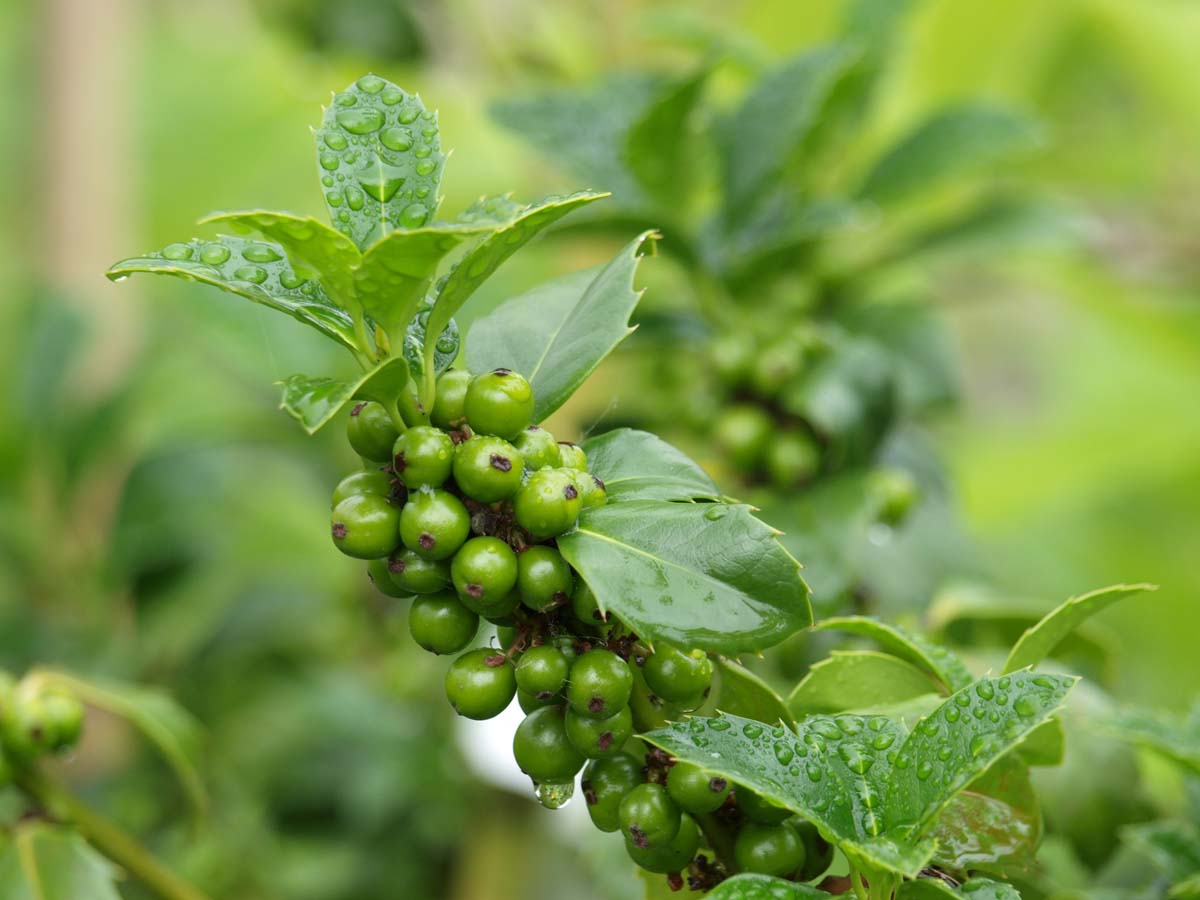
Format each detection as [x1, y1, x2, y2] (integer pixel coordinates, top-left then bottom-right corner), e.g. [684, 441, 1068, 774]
[1122, 821, 1200, 884]
[33, 669, 207, 821]
[788, 650, 942, 716]
[834, 0, 921, 122]
[720, 46, 854, 218]
[1002, 584, 1155, 674]
[1173, 874, 1200, 900]
[403, 303, 459, 382]
[580, 428, 720, 503]
[703, 873, 831, 899]
[884, 672, 1076, 839]
[625, 67, 710, 209]
[897, 878, 1022, 900]
[558, 501, 811, 653]
[1016, 718, 1065, 767]
[815, 616, 973, 692]
[426, 191, 608, 383]
[644, 712, 935, 876]
[199, 210, 362, 310]
[857, 105, 1043, 207]
[1103, 706, 1200, 775]
[713, 658, 795, 728]
[277, 356, 409, 434]
[930, 755, 1041, 873]
[106, 236, 358, 352]
[316, 75, 446, 249]
[462, 229, 650, 420]
[896, 196, 1080, 265]
[355, 222, 488, 341]
[0, 823, 122, 900]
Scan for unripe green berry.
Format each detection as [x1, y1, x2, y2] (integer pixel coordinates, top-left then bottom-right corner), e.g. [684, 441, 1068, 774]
[514, 468, 582, 538]
[513, 426, 560, 470]
[451, 537, 519, 614]
[734, 821, 806, 877]
[452, 435, 523, 502]
[515, 644, 570, 697]
[583, 753, 642, 833]
[409, 593, 479, 655]
[643, 643, 713, 704]
[367, 558, 409, 598]
[444, 648, 516, 720]
[568, 650, 633, 719]
[575, 472, 607, 509]
[795, 819, 835, 881]
[666, 762, 731, 814]
[709, 333, 755, 386]
[331, 494, 401, 559]
[464, 368, 534, 440]
[517, 546, 574, 612]
[625, 813, 699, 875]
[332, 469, 394, 508]
[347, 401, 400, 462]
[517, 688, 560, 714]
[513, 706, 586, 783]
[619, 783, 681, 851]
[870, 467, 918, 526]
[571, 584, 607, 626]
[766, 431, 820, 486]
[738, 787, 792, 824]
[392, 426, 454, 489]
[714, 405, 774, 471]
[1, 684, 84, 758]
[386, 549, 451, 594]
[431, 369, 471, 428]
[566, 706, 633, 759]
[399, 489, 470, 560]
[557, 442, 587, 471]
[751, 335, 806, 397]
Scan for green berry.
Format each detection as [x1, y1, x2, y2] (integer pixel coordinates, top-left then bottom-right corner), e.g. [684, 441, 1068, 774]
[386, 549, 451, 594]
[515, 644, 570, 697]
[479, 593, 522, 624]
[514, 468, 582, 538]
[557, 442, 587, 471]
[583, 753, 642, 833]
[751, 335, 806, 397]
[464, 368, 534, 439]
[734, 821, 806, 877]
[619, 783, 681, 851]
[643, 643, 713, 704]
[452, 435, 523, 502]
[575, 472, 607, 509]
[518, 688, 561, 713]
[513, 706, 586, 783]
[666, 762, 731, 814]
[399, 489, 470, 560]
[451, 537, 519, 614]
[552, 635, 580, 664]
[409, 593, 479, 654]
[496, 626, 517, 650]
[513, 426, 560, 470]
[1, 685, 84, 757]
[392, 426, 454, 489]
[517, 546, 574, 612]
[431, 369, 471, 428]
[766, 431, 820, 486]
[331, 494, 401, 559]
[571, 584, 607, 626]
[566, 706, 633, 759]
[347, 401, 400, 462]
[714, 404, 773, 471]
[332, 469, 394, 507]
[738, 787, 792, 824]
[367, 558, 409, 598]
[568, 650, 633, 719]
[710, 333, 754, 386]
[870, 467, 918, 526]
[625, 813, 699, 875]
[444, 648, 516, 720]
[795, 819, 835, 881]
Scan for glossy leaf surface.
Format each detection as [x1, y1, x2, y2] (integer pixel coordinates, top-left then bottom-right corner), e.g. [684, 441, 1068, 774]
[788, 650, 941, 716]
[278, 356, 409, 434]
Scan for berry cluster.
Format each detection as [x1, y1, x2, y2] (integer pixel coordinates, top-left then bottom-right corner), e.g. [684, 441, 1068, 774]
[0, 672, 85, 783]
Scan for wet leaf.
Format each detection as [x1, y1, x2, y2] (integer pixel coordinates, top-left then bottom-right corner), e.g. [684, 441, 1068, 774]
[788, 650, 942, 716]
[704, 873, 831, 899]
[931, 755, 1042, 873]
[278, 356, 409, 434]
[815, 616, 972, 692]
[713, 657, 795, 728]
[581, 428, 719, 503]
[0, 823, 122, 900]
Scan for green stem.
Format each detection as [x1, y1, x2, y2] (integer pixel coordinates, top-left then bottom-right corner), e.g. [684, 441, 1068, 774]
[849, 868, 869, 900]
[694, 812, 738, 874]
[352, 312, 375, 363]
[17, 768, 212, 900]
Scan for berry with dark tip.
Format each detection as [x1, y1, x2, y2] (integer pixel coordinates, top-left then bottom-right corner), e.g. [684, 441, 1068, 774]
[557, 443, 587, 471]
[619, 783, 681, 851]
[386, 549, 451, 594]
[392, 426, 454, 489]
[452, 435, 524, 502]
[409, 593, 479, 655]
[513, 468, 582, 538]
[513, 705, 586, 784]
[347, 401, 400, 462]
[515, 644, 570, 697]
[444, 648, 516, 720]
[643, 643, 713, 704]
[514, 426, 561, 470]
[565, 706, 633, 758]
[583, 753, 642, 833]
[451, 537, 519, 614]
[666, 761, 731, 815]
[431, 369, 471, 429]
[567, 650, 633, 719]
[464, 368, 534, 440]
[517, 546, 574, 612]
[367, 558, 409, 598]
[571, 584, 607, 625]
[625, 813, 699, 875]
[331, 494, 401, 559]
[399, 489, 470, 560]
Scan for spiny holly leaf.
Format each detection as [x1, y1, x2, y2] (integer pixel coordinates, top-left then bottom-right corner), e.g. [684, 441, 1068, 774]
[644, 712, 934, 876]
[897, 878, 1022, 900]
[199, 210, 362, 309]
[930, 754, 1041, 873]
[580, 428, 719, 503]
[1103, 706, 1200, 775]
[355, 222, 489, 342]
[463, 229, 650, 421]
[884, 672, 1076, 840]
[558, 501, 811, 653]
[625, 66, 710, 210]
[426, 190, 608, 381]
[1003, 583, 1155, 674]
[1122, 821, 1200, 884]
[278, 356, 409, 434]
[719, 45, 854, 219]
[0, 823, 122, 900]
[703, 873, 830, 899]
[857, 105, 1043, 207]
[106, 235, 358, 352]
[316, 74, 446, 249]
[403, 302, 459, 382]
[713, 657, 795, 728]
[788, 650, 942, 716]
[815, 616, 972, 692]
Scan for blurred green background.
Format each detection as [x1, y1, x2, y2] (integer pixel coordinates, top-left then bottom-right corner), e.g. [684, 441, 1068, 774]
[1, 0, 1197, 897]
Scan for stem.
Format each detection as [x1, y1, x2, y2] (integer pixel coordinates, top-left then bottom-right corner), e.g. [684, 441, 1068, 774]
[694, 812, 737, 874]
[849, 868, 869, 900]
[352, 312, 375, 363]
[17, 768, 212, 900]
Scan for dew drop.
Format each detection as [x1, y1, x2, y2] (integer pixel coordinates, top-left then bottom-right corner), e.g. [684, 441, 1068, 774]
[774, 743, 794, 766]
[708, 718, 731, 732]
[279, 272, 307, 290]
[162, 242, 193, 261]
[199, 244, 230, 265]
[319, 152, 339, 171]
[415, 160, 437, 176]
[233, 265, 267, 284]
[871, 733, 896, 750]
[916, 761, 934, 781]
[336, 107, 385, 134]
[805, 763, 823, 783]
[400, 202, 429, 228]
[742, 723, 763, 739]
[381, 87, 404, 105]
[344, 187, 366, 211]
[380, 127, 413, 152]
[357, 74, 385, 94]
[535, 780, 574, 809]
[335, 92, 357, 107]
[242, 244, 281, 263]
[324, 131, 349, 151]
[398, 106, 420, 124]
[1014, 696, 1038, 717]
[1033, 676, 1057, 689]
[976, 681, 995, 701]
[414, 144, 432, 159]
[955, 693, 971, 708]
[944, 707, 960, 723]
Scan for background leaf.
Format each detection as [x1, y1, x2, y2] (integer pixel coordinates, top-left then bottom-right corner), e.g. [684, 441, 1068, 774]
[558, 501, 810, 652]
[463, 230, 651, 420]
[581, 428, 720, 503]
[1103, 706, 1200, 775]
[930, 755, 1042, 873]
[106, 236, 358, 352]
[815, 616, 972, 692]
[787, 650, 942, 716]
[0, 823, 122, 900]
[316, 74, 446, 249]
[897, 878, 1022, 900]
[625, 67, 710, 209]
[1121, 821, 1200, 884]
[277, 356, 409, 434]
[712, 657, 795, 728]
[403, 304, 460, 382]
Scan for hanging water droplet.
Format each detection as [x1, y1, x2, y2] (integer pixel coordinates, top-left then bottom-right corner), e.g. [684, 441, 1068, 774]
[162, 242, 193, 261]
[534, 780, 574, 809]
[199, 244, 231, 265]
[337, 107, 385, 134]
[233, 265, 267, 284]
